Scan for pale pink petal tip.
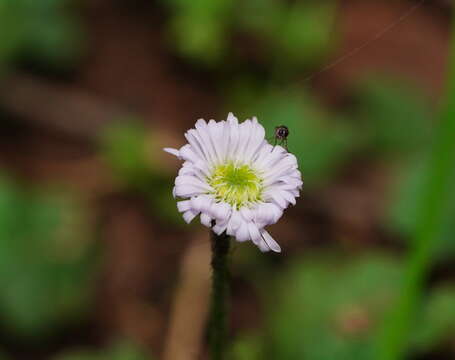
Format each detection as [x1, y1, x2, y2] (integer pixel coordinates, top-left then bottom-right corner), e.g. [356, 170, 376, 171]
[163, 147, 180, 157]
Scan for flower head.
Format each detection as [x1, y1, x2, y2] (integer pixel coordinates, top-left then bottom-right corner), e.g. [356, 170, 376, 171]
[164, 113, 303, 252]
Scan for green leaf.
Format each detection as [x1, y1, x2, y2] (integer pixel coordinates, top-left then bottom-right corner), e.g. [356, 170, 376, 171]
[352, 78, 433, 156]
[0, 175, 96, 338]
[272, 2, 337, 69]
[387, 155, 455, 258]
[53, 341, 151, 360]
[163, 0, 233, 64]
[265, 254, 403, 360]
[101, 120, 152, 187]
[411, 286, 455, 353]
[229, 334, 263, 360]
[100, 121, 184, 225]
[0, 0, 82, 68]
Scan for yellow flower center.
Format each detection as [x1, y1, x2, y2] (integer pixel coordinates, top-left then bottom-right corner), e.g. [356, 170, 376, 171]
[208, 162, 263, 208]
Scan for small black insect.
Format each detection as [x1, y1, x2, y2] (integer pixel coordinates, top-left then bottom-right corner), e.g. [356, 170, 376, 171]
[273, 125, 289, 151]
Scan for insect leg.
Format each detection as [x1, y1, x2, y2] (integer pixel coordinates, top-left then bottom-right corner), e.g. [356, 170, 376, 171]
[271, 137, 277, 152]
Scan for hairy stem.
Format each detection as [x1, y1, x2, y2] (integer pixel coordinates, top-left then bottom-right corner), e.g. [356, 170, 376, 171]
[208, 231, 230, 360]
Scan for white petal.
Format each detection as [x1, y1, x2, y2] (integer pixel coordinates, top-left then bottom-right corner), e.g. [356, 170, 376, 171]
[208, 119, 225, 164]
[235, 222, 250, 242]
[199, 195, 214, 213]
[281, 190, 296, 205]
[253, 203, 275, 226]
[185, 129, 208, 163]
[174, 185, 205, 198]
[261, 229, 281, 253]
[265, 190, 288, 209]
[213, 219, 229, 235]
[227, 112, 238, 124]
[210, 202, 231, 220]
[243, 119, 266, 162]
[177, 200, 191, 213]
[240, 207, 254, 221]
[269, 203, 284, 223]
[164, 147, 180, 157]
[195, 119, 218, 165]
[193, 160, 212, 177]
[247, 222, 262, 246]
[200, 213, 212, 227]
[179, 144, 200, 162]
[190, 196, 205, 212]
[236, 120, 253, 163]
[175, 175, 212, 192]
[227, 117, 240, 161]
[182, 210, 198, 223]
[226, 210, 241, 235]
[257, 238, 270, 252]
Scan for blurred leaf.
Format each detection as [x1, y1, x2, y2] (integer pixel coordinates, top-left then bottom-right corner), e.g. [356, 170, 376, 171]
[170, 14, 227, 64]
[162, 0, 335, 68]
[101, 121, 184, 225]
[411, 286, 455, 353]
[0, 175, 96, 338]
[0, 0, 82, 69]
[229, 334, 263, 360]
[352, 78, 433, 156]
[271, 2, 336, 70]
[53, 341, 151, 360]
[101, 121, 152, 187]
[236, 0, 284, 36]
[265, 254, 402, 360]
[246, 254, 455, 359]
[229, 87, 357, 188]
[387, 155, 455, 257]
[163, 0, 233, 64]
[377, 21, 455, 356]
[147, 179, 185, 225]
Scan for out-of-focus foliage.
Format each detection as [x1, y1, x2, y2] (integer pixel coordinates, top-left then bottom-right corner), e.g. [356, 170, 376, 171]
[0, 0, 82, 71]
[101, 121, 183, 225]
[237, 1, 337, 71]
[161, 0, 336, 67]
[377, 25, 455, 359]
[228, 334, 262, 360]
[164, 0, 233, 64]
[53, 341, 151, 360]
[0, 175, 96, 338]
[231, 255, 455, 360]
[387, 155, 455, 257]
[364, 77, 455, 258]
[351, 78, 433, 156]
[265, 254, 401, 360]
[348, 77, 452, 257]
[412, 286, 455, 352]
[102, 121, 152, 187]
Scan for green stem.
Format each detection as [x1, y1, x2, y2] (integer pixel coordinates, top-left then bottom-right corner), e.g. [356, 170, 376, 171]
[209, 231, 231, 360]
[376, 18, 455, 360]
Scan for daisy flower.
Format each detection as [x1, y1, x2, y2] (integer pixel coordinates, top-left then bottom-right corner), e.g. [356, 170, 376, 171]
[164, 113, 303, 252]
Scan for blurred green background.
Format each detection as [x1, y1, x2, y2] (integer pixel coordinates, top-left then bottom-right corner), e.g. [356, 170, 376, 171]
[0, 0, 454, 359]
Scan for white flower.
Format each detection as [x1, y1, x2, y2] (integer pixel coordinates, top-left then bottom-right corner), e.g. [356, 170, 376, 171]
[164, 113, 303, 253]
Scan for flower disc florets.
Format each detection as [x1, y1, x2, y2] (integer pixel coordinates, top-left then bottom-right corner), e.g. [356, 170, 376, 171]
[164, 113, 303, 253]
[208, 162, 263, 209]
